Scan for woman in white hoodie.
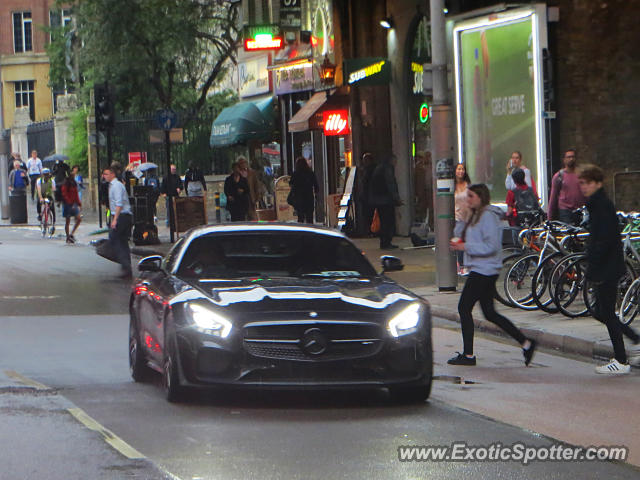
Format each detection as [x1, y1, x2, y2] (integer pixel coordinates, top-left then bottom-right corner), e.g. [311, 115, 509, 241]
[447, 183, 536, 366]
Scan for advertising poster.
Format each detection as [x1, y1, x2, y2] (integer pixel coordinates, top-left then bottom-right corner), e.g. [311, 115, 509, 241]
[454, 8, 547, 204]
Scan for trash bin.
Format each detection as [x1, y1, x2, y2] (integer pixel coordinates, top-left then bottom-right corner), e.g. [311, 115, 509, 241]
[131, 186, 159, 245]
[9, 192, 27, 224]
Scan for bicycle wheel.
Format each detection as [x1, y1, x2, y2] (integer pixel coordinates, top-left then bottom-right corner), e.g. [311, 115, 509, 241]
[504, 253, 539, 310]
[619, 278, 640, 326]
[45, 209, 55, 238]
[532, 251, 564, 313]
[495, 253, 524, 307]
[40, 213, 47, 237]
[553, 256, 590, 318]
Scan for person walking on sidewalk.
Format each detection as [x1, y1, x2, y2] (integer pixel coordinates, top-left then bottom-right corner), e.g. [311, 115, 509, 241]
[368, 154, 403, 250]
[448, 183, 537, 366]
[454, 162, 471, 273]
[289, 156, 319, 223]
[8, 159, 29, 196]
[224, 161, 250, 222]
[184, 162, 207, 197]
[548, 149, 586, 224]
[160, 164, 182, 228]
[103, 166, 133, 278]
[578, 165, 640, 374]
[237, 157, 261, 220]
[61, 175, 82, 244]
[505, 151, 537, 195]
[26, 150, 42, 201]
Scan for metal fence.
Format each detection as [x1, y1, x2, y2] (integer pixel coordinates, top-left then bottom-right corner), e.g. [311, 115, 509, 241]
[97, 109, 226, 176]
[27, 120, 55, 158]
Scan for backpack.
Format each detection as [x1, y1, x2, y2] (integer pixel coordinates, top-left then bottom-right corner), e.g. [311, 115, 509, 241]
[513, 187, 539, 214]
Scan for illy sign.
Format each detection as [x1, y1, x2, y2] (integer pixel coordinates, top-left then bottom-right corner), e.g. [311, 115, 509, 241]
[323, 110, 350, 136]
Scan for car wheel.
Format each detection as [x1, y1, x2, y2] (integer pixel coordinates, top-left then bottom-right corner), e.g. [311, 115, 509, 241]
[129, 316, 152, 382]
[163, 351, 184, 403]
[388, 383, 431, 404]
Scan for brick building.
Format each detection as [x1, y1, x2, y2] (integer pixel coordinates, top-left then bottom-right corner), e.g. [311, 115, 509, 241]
[0, 0, 69, 129]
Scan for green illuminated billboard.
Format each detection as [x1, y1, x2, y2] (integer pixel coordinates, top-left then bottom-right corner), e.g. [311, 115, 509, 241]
[453, 7, 548, 205]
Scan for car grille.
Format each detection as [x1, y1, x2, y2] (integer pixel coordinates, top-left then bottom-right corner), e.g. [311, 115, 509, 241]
[243, 322, 384, 361]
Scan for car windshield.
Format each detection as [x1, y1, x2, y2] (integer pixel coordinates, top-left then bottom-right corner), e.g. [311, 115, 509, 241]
[177, 231, 377, 279]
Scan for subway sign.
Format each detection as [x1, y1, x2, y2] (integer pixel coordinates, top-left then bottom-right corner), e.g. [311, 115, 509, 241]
[243, 24, 283, 51]
[344, 57, 391, 86]
[323, 110, 350, 136]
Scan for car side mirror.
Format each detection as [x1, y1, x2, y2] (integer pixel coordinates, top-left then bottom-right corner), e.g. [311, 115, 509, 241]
[138, 255, 163, 272]
[381, 255, 404, 273]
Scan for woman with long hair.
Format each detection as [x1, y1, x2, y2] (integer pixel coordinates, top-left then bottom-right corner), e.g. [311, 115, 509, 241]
[289, 156, 319, 223]
[454, 163, 471, 273]
[448, 183, 537, 366]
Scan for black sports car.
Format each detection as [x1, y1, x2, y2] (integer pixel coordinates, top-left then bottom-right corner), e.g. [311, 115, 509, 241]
[129, 223, 432, 402]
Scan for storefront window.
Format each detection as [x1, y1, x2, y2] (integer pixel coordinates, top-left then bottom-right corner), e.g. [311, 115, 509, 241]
[410, 16, 433, 227]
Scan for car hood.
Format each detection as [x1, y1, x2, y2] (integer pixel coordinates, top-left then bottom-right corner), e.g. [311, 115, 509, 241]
[169, 276, 420, 314]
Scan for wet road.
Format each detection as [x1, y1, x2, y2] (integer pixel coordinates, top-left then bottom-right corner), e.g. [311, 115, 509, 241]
[0, 227, 638, 479]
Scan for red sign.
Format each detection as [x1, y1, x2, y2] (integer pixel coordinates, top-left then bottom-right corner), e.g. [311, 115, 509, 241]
[244, 36, 283, 51]
[128, 152, 147, 166]
[323, 110, 350, 136]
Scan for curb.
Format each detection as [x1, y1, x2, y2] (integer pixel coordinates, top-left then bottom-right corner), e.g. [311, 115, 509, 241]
[429, 304, 614, 361]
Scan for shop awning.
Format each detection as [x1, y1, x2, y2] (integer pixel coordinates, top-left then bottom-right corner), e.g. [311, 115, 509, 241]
[287, 92, 328, 133]
[209, 97, 274, 147]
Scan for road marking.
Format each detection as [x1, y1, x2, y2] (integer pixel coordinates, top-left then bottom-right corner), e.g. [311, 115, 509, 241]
[2, 369, 183, 478]
[0, 295, 61, 300]
[67, 407, 146, 460]
[3, 370, 50, 390]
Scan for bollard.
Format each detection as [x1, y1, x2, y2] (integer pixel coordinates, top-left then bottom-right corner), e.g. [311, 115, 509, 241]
[0, 129, 10, 219]
[215, 191, 221, 223]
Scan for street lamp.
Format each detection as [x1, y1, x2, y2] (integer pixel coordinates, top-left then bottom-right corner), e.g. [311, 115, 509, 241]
[380, 16, 394, 29]
[318, 54, 336, 85]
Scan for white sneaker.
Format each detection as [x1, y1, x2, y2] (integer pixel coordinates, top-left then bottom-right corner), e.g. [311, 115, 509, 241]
[595, 358, 631, 375]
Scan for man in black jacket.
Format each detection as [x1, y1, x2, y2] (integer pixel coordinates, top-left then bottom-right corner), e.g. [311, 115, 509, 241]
[368, 154, 403, 250]
[579, 164, 639, 374]
[161, 164, 183, 229]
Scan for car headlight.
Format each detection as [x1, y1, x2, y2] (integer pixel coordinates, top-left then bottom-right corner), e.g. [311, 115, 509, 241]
[188, 304, 232, 338]
[387, 303, 421, 337]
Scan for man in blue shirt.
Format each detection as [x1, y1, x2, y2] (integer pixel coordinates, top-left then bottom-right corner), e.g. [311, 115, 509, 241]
[103, 166, 133, 278]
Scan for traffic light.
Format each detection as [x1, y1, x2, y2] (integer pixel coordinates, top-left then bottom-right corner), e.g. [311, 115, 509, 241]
[94, 83, 114, 131]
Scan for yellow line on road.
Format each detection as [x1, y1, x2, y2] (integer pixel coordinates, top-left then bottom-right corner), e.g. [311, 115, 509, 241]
[67, 407, 146, 460]
[3, 370, 50, 390]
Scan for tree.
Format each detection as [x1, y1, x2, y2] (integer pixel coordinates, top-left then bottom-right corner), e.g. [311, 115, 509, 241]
[51, 0, 241, 115]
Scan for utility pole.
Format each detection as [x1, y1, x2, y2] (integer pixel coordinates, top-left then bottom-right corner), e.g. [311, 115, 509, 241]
[429, 0, 457, 291]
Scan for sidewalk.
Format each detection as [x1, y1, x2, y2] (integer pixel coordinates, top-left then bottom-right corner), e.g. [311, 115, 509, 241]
[1, 210, 629, 363]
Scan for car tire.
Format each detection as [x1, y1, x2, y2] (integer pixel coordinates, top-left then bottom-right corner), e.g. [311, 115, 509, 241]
[163, 349, 184, 403]
[129, 316, 152, 382]
[388, 383, 431, 404]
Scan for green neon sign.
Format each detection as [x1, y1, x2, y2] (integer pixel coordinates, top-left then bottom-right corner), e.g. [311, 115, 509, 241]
[419, 102, 430, 123]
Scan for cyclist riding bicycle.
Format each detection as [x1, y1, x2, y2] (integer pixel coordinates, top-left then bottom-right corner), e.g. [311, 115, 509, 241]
[37, 168, 56, 223]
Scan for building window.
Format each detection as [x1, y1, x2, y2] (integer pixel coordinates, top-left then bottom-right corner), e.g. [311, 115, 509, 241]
[50, 8, 73, 35]
[13, 12, 33, 53]
[15, 81, 35, 121]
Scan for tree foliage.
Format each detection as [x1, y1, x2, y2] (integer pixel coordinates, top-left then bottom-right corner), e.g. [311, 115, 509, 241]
[51, 0, 241, 114]
[67, 107, 89, 174]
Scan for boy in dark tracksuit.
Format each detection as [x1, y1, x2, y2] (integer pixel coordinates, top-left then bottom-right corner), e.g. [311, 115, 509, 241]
[579, 164, 639, 374]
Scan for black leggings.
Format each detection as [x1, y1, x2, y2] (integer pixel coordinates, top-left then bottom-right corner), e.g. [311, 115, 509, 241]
[593, 280, 640, 364]
[459, 272, 527, 356]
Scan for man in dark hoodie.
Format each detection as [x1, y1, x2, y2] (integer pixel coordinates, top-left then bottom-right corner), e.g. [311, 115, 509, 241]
[579, 164, 639, 375]
[368, 154, 403, 250]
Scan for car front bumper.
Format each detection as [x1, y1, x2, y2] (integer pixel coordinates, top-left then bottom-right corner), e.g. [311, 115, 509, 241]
[172, 325, 431, 389]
